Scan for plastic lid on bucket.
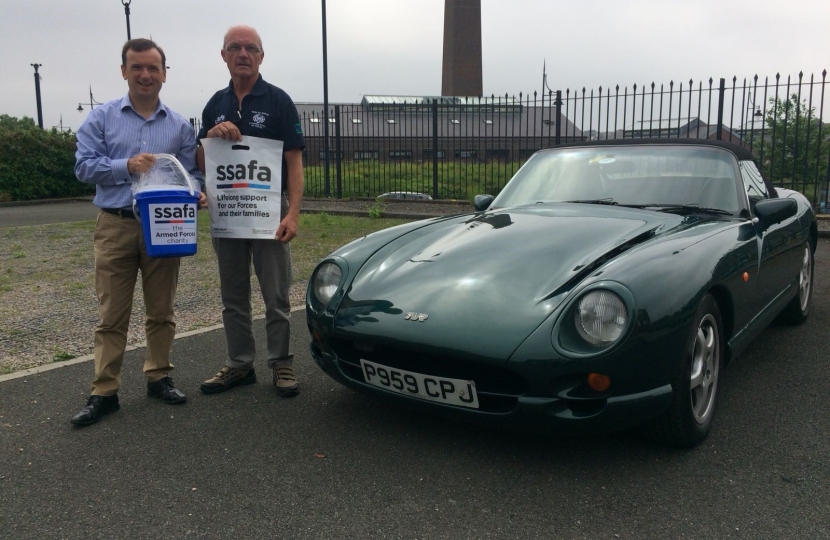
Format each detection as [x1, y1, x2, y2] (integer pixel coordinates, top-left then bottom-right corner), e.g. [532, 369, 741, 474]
[132, 154, 198, 197]
[132, 154, 199, 222]
[136, 184, 193, 193]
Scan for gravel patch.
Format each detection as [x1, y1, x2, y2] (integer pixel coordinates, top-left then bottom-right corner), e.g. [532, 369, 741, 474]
[0, 199, 473, 374]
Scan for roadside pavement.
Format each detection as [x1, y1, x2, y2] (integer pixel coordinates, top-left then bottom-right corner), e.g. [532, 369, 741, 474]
[0, 199, 99, 228]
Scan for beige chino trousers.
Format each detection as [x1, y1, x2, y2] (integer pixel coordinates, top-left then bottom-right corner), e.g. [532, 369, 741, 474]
[91, 211, 180, 395]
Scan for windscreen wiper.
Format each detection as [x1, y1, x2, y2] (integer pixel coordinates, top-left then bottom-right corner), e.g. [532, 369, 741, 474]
[625, 204, 733, 216]
[562, 198, 618, 206]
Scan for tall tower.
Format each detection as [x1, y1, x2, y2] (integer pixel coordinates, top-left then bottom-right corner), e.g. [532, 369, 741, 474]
[441, 0, 482, 97]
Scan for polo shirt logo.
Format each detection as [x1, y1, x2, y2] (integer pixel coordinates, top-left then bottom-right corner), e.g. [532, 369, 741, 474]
[294, 122, 303, 135]
[215, 114, 226, 124]
[248, 110, 269, 130]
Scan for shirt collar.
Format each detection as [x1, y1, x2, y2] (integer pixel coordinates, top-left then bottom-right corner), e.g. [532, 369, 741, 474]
[120, 94, 168, 118]
[223, 74, 267, 96]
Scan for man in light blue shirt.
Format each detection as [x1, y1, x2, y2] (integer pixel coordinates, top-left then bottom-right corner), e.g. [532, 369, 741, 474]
[71, 38, 205, 427]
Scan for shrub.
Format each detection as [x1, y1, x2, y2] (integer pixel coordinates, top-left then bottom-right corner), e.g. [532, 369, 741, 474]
[0, 115, 94, 201]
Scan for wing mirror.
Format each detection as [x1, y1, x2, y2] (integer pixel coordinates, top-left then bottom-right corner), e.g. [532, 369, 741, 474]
[474, 194, 494, 211]
[753, 198, 797, 229]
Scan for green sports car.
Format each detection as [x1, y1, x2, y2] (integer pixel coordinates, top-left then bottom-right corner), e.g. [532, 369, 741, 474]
[305, 139, 816, 447]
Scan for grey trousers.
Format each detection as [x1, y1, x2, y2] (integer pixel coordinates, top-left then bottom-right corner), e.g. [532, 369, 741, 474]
[212, 200, 293, 370]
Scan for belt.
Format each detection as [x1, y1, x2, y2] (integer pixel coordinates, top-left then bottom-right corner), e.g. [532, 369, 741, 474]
[101, 208, 136, 219]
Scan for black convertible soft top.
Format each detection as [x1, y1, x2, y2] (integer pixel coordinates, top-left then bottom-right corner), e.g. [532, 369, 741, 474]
[552, 137, 757, 161]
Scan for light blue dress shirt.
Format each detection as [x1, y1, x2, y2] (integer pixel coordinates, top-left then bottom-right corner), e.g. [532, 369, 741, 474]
[75, 94, 203, 209]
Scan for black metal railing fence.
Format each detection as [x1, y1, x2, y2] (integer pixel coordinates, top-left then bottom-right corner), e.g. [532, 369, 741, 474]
[299, 92, 569, 201]
[199, 70, 830, 210]
[555, 71, 830, 209]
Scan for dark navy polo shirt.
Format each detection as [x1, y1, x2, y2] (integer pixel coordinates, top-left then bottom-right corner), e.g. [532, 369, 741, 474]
[198, 75, 305, 191]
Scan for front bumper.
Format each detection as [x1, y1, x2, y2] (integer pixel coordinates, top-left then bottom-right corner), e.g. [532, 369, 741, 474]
[309, 340, 674, 434]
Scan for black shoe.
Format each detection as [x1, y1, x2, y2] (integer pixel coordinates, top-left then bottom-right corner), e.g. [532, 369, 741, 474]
[147, 376, 187, 404]
[70, 395, 120, 426]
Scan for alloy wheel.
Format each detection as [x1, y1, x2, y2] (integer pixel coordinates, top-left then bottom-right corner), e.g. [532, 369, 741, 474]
[690, 313, 719, 424]
[798, 246, 812, 312]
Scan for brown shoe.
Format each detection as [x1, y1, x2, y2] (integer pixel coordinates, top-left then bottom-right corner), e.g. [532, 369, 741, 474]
[200, 366, 256, 394]
[273, 365, 299, 397]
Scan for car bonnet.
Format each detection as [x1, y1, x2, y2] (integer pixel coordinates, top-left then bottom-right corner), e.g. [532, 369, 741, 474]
[333, 205, 674, 360]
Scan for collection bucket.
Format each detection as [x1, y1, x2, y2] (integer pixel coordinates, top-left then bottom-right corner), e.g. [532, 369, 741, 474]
[134, 186, 199, 258]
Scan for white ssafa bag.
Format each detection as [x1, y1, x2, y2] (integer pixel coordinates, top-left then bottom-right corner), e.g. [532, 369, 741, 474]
[202, 135, 283, 239]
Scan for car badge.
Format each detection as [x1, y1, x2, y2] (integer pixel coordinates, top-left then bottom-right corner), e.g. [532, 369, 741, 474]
[404, 312, 429, 322]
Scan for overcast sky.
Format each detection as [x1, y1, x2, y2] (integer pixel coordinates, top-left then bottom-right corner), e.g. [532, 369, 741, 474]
[2, 0, 828, 131]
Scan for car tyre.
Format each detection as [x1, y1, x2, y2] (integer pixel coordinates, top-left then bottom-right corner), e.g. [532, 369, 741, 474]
[777, 242, 814, 325]
[642, 294, 723, 448]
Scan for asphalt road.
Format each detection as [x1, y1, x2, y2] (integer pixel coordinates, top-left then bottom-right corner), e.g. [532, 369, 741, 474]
[0, 200, 99, 228]
[1, 239, 828, 539]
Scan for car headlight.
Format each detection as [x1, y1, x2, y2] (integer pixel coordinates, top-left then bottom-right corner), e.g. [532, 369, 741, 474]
[574, 290, 627, 346]
[312, 262, 343, 306]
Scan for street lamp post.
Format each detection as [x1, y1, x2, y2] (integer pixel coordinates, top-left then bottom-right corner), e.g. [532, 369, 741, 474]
[53, 115, 70, 132]
[31, 63, 44, 129]
[122, 0, 132, 40]
[77, 85, 104, 112]
[321, 0, 331, 197]
[743, 90, 765, 138]
[747, 91, 764, 119]
[542, 62, 560, 145]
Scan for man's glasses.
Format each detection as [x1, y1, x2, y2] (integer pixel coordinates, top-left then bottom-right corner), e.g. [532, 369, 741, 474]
[224, 44, 262, 54]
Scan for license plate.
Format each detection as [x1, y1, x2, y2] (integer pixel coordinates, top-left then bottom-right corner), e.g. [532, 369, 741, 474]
[360, 359, 479, 409]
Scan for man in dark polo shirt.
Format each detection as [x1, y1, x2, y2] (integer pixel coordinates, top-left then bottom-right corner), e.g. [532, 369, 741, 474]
[196, 24, 305, 397]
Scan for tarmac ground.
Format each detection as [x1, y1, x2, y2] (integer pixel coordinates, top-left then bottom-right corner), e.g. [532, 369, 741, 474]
[0, 200, 100, 228]
[0, 199, 828, 539]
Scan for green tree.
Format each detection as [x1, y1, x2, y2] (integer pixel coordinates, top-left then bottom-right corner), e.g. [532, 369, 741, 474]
[0, 115, 93, 202]
[750, 95, 830, 197]
[0, 115, 39, 132]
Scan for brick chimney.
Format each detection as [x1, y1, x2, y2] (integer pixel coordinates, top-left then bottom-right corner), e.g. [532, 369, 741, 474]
[441, 0, 483, 97]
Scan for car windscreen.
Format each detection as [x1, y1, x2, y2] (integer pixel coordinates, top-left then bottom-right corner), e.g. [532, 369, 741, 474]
[492, 145, 742, 213]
